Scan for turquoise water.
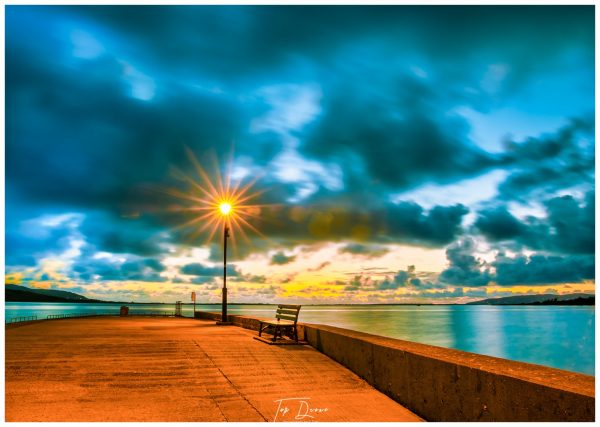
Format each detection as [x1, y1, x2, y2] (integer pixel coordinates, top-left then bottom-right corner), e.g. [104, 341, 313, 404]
[5, 302, 594, 375]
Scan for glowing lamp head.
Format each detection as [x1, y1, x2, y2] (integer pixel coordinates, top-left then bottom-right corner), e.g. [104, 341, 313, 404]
[219, 202, 232, 216]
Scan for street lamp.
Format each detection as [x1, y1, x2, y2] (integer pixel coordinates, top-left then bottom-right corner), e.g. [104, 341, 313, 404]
[217, 202, 232, 325]
[165, 149, 271, 326]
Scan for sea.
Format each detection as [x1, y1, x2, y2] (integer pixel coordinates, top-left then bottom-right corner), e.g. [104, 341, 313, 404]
[5, 302, 595, 376]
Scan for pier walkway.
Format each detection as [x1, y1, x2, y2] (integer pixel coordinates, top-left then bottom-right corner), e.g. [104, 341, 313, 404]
[5, 317, 422, 422]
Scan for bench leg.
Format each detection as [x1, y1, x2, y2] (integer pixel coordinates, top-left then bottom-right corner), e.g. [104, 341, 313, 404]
[259, 323, 274, 338]
[259, 323, 300, 343]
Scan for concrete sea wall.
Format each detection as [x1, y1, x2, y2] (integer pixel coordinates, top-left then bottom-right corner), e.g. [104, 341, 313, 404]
[195, 310, 594, 422]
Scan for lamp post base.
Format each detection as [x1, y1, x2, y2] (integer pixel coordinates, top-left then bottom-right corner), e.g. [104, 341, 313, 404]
[215, 321, 233, 326]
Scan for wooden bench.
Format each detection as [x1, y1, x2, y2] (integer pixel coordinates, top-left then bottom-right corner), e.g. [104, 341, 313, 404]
[258, 304, 301, 343]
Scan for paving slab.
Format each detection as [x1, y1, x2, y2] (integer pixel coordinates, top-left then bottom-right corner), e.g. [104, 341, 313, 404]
[5, 317, 422, 422]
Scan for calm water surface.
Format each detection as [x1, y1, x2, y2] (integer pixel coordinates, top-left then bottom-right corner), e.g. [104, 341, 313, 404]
[5, 302, 594, 375]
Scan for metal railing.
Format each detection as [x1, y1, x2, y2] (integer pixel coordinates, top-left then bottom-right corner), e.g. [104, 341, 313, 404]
[7, 315, 38, 324]
[129, 311, 176, 317]
[46, 312, 114, 320]
[7, 309, 179, 324]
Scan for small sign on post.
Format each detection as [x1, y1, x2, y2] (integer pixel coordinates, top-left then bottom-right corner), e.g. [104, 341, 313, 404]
[191, 292, 196, 317]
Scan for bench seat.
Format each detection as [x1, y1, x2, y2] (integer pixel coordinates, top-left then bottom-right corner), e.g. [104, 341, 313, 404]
[258, 305, 301, 342]
[260, 319, 296, 326]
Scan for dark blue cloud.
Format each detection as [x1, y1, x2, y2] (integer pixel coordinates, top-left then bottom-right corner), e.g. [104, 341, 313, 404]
[73, 256, 166, 282]
[270, 251, 296, 265]
[7, 8, 285, 219]
[180, 263, 238, 277]
[339, 243, 389, 258]
[438, 239, 492, 287]
[68, 6, 593, 90]
[438, 237, 595, 287]
[300, 75, 500, 191]
[543, 191, 595, 254]
[498, 118, 594, 201]
[475, 207, 526, 241]
[190, 276, 215, 285]
[474, 190, 594, 255]
[6, 6, 593, 216]
[79, 212, 169, 257]
[493, 253, 594, 286]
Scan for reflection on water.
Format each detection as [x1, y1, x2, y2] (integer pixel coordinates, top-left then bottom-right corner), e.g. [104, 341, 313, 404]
[449, 306, 507, 359]
[5, 302, 594, 375]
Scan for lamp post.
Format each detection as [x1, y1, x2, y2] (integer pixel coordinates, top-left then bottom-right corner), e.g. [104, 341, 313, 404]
[217, 202, 232, 325]
[221, 224, 230, 323]
[166, 150, 269, 326]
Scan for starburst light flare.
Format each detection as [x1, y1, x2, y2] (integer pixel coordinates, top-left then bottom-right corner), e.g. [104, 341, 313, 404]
[163, 147, 271, 257]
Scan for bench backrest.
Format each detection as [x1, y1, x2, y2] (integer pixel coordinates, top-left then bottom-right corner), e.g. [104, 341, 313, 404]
[275, 304, 301, 323]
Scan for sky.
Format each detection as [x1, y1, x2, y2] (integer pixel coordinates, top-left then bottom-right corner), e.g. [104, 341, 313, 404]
[5, 5, 595, 304]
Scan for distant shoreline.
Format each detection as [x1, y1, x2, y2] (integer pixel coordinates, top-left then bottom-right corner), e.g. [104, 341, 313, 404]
[6, 285, 594, 306]
[6, 301, 594, 307]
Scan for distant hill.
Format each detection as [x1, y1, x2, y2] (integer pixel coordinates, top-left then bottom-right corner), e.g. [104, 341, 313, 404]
[5, 284, 108, 303]
[467, 293, 594, 305]
[6, 284, 90, 300]
[528, 296, 594, 306]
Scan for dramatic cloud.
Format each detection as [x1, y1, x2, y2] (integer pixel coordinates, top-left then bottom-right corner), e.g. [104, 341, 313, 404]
[475, 190, 594, 255]
[250, 201, 469, 250]
[439, 238, 594, 287]
[72, 6, 593, 91]
[191, 198, 470, 261]
[498, 118, 594, 200]
[493, 253, 594, 286]
[5, 6, 594, 302]
[300, 75, 500, 192]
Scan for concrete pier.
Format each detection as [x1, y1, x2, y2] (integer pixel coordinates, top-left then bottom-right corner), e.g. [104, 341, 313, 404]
[5, 317, 421, 422]
[196, 311, 595, 422]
